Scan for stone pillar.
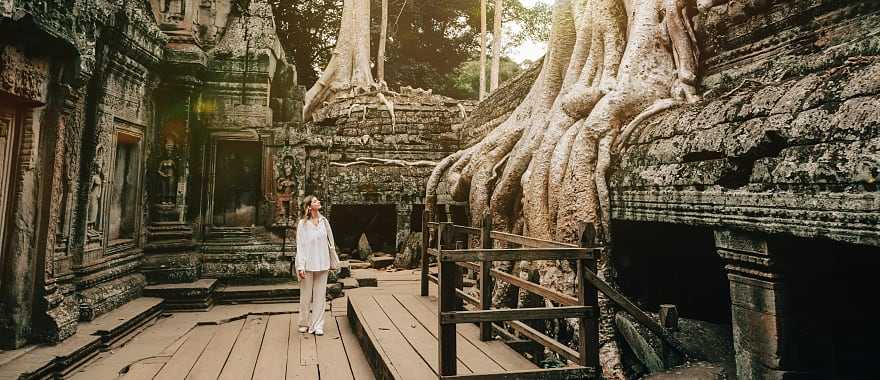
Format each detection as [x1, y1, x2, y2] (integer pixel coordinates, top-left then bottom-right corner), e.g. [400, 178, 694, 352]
[714, 229, 803, 380]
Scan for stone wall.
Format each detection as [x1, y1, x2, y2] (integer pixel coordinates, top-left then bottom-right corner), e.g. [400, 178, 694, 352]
[309, 89, 471, 250]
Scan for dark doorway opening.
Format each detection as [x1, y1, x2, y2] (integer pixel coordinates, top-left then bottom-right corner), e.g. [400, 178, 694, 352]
[611, 220, 731, 324]
[773, 236, 879, 379]
[212, 140, 261, 226]
[330, 204, 397, 254]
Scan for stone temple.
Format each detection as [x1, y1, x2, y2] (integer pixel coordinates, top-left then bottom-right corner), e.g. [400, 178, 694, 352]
[1, 0, 879, 379]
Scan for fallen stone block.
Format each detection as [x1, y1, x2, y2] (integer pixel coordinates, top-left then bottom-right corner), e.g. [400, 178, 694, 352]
[369, 255, 395, 269]
[350, 262, 371, 270]
[337, 261, 351, 278]
[341, 277, 359, 289]
[355, 273, 378, 287]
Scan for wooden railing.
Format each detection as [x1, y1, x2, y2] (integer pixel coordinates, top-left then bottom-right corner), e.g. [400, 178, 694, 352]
[421, 211, 602, 379]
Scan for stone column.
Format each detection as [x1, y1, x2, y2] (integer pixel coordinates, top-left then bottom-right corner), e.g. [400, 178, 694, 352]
[714, 229, 801, 379]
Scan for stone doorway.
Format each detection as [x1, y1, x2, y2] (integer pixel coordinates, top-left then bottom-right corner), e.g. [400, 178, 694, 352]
[211, 140, 262, 227]
[329, 205, 397, 255]
[0, 105, 18, 317]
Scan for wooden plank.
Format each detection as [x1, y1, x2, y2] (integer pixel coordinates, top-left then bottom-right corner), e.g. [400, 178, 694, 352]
[350, 296, 436, 380]
[218, 315, 269, 380]
[253, 314, 291, 380]
[455, 261, 479, 271]
[374, 295, 472, 374]
[421, 210, 431, 296]
[456, 288, 479, 306]
[580, 266, 696, 359]
[336, 316, 376, 380]
[439, 248, 593, 262]
[186, 319, 246, 380]
[394, 295, 510, 373]
[409, 295, 535, 371]
[489, 231, 580, 249]
[315, 316, 355, 380]
[286, 315, 319, 380]
[479, 214, 493, 341]
[299, 331, 318, 365]
[489, 269, 578, 306]
[440, 306, 594, 324]
[450, 225, 480, 235]
[506, 320, 579, 364]
[578, 259, 599, 369]
[122, 357, 170, 380]
[347, 297, 402, 380]
[438, 221, 458, 377]
[155, 325, 217, 380]
[428, 273, 439, 285]
[426, 248, 439, 257]
[440, 366, 596, 380]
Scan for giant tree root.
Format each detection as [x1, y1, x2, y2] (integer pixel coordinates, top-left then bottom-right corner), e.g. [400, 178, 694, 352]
[426, 0, 708, 377]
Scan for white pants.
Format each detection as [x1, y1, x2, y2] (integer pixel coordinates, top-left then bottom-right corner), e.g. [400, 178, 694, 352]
[299, 270, 328, 332]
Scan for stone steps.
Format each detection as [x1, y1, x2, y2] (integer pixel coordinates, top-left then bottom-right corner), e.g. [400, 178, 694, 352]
[215, 282, 300, 304]
[0, 298, 164, 380]
[143, 279, 218, 311]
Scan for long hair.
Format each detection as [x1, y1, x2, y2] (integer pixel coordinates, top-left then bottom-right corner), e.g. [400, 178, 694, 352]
[300, 195, 318, 221]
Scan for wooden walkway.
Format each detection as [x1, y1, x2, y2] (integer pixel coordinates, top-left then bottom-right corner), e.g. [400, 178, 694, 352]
[121, 310, 374, 380]
[347, 294, 536, 380]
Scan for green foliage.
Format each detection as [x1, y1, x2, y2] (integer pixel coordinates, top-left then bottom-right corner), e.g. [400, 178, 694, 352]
[448, 57, 524, 99]
[269, 0, 547, 98]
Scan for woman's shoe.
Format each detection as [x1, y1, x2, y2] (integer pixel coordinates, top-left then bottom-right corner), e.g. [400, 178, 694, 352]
[298, 326, 308, 333]
[314, 329, 324, 336]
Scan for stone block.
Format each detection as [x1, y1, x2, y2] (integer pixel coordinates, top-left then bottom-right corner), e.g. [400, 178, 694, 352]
[337, 261, 351, 278]
[369, 255, 394, 269]
[354, 273, 378, 287]
[341, 277, 359, 289]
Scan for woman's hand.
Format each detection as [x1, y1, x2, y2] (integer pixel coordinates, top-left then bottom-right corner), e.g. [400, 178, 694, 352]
[297, 270, 305, 280]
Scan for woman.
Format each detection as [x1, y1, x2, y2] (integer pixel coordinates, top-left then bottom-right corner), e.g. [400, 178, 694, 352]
[295, 195, 338, 335]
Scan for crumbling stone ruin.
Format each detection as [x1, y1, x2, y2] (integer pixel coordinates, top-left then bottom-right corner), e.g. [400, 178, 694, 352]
[440, 0, 880, 378]
[0, 0, 468, 351]
[2, 0, 879, 379]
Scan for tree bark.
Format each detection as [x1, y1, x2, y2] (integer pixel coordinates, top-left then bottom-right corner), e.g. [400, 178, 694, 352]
[490, 0, 503, 92]
[303, 0, 374, 121]
[480, 0, 488, 100]
[427, 0, 709, 377]
[378, 0, 388, 84]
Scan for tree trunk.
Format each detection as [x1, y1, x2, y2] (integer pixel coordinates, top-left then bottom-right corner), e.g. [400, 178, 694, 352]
[303, 0, 374, 121]
[490, 0, 503, 92]
[427, 0, 708, 377]
[479, 0, 488, 100]
[378, 0, 388, 84]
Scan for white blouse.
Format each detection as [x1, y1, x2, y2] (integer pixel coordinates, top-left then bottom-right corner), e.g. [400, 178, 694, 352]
[295, 215, 336, 272]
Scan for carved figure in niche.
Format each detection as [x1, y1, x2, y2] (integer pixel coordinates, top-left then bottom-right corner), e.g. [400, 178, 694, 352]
[86, 145, 105, 241]
[158, 141, 178, 204]
[275, 156, 297, 224]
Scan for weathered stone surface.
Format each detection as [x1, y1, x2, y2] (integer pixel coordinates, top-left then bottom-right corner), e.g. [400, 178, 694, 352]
[354, 272, 378, 287]
[337, 261, 351, 278]
[357, 233, 373, 259]
[368, 255, 394, 269]
[393, 232, 423, 269]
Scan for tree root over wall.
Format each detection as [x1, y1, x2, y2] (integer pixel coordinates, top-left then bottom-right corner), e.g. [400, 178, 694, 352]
[426, 0, 710, 377]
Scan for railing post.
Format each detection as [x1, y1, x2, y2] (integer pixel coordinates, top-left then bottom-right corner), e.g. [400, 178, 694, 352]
[577, 222, 600, 370]
[421, 209, 430, 296]
[479, 212, 493, 341]
[438, 222, 458, 376]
